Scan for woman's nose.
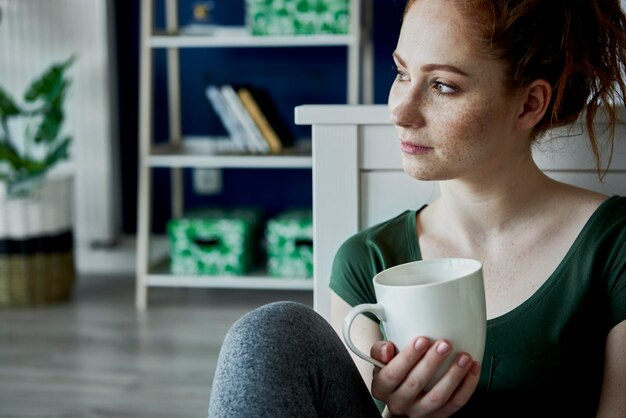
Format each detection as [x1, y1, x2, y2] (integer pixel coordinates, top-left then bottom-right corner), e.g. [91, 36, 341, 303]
[389, 88, 425, 128]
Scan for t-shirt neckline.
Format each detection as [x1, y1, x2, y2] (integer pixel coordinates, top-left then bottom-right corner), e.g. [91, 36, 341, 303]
[409, 195, 621, 325]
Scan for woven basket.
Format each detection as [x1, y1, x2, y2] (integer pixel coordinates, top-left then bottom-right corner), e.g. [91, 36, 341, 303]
[0, 250, 75, 306]
[0, 176, 75, 307]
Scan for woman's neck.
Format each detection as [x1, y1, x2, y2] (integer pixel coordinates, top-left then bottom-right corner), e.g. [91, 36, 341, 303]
[433, 155, 558, 239]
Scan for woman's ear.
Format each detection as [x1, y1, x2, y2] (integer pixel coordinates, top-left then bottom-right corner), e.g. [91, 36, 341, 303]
[515, 80, 552, 131]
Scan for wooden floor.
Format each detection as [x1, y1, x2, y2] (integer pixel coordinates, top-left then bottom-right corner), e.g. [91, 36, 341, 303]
[0, 274, 313, 418]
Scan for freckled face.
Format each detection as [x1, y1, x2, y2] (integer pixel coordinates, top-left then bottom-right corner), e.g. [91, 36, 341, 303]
[388, 0, 525, 182]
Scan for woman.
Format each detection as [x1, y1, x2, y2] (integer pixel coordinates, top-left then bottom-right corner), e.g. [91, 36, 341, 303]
[208, 0, 626, 416]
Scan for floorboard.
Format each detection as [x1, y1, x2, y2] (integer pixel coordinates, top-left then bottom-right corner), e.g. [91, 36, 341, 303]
[0, 274, 313, 418]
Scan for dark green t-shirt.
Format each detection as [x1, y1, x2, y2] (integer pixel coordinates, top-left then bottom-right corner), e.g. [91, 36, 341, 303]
[330, 196, 626, 417]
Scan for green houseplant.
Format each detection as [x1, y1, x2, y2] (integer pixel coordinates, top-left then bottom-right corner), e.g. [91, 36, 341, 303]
[0, 57, 74, 196]
[0, 57, 76, 307]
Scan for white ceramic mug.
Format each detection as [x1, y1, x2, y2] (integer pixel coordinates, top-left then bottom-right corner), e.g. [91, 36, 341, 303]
[342, 258, 487, 387]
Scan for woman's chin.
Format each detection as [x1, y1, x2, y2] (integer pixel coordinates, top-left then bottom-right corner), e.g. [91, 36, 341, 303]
[401, 163, 439, 181]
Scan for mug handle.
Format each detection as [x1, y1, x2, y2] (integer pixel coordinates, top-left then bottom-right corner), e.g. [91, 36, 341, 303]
[342, 303, 386, 368]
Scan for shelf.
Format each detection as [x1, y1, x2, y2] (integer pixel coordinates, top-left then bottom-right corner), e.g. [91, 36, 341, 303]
[147, 259, 313, 291]
[149, 26, 357, 48]
[147, 275, 314, 290]
[147, 137, 312, 168]
[136, 0, 370, 310]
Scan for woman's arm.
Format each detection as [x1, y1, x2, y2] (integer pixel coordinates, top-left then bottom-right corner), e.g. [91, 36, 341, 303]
[597, 319, 626, 417]
[330, 291, 383, 391]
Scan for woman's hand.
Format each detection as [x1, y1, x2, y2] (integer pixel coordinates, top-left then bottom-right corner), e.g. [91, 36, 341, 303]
[370, 337, 481, 418]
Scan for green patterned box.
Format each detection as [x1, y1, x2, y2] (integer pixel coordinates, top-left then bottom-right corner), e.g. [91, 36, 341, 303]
[265, 209, 313, 279]
[167, 208, 261, 276]
[245, 0, 350, 35]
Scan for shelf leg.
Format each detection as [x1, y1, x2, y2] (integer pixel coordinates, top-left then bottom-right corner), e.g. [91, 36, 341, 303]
[136, 0, 155, 312]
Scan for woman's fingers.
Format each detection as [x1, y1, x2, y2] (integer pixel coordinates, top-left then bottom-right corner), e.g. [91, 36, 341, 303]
[388, 340, 452, 406]
[370, 338, 481, 417]
[381, 339, 455, 413]
[415, 358, 481, 417]
[444, 360, 481, 414]
[405, 351, 478, 415]
[371, 337, 432, 399]
[371, 340, 397, 364]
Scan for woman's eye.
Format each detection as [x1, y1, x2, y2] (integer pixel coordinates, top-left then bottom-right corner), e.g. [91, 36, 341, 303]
[392, 65, 409, 81]
[434, 81, 457, 94]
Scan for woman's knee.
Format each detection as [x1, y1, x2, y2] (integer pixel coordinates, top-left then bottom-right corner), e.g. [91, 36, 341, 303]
[228, 301, 320, 339]
[221, 301, 337, 357]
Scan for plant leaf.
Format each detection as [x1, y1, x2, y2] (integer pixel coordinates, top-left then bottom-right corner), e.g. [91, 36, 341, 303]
[0, 142, 23, 170]
[45, 136, 72, 167]
[24, 56, 74, 104]
[33, 106, 63, 144]
[0, 87, 21, 117]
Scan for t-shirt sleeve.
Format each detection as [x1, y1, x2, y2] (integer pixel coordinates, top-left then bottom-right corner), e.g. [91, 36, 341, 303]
[329, 234, 377, 308]
[328, 210, 418, 310]
[607, 239, 626, 330]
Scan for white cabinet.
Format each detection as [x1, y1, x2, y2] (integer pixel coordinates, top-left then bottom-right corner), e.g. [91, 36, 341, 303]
[135, 0, 372, 310]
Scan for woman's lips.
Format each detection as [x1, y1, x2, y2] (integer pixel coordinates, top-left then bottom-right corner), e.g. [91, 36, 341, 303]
[400, 141, 433, 155]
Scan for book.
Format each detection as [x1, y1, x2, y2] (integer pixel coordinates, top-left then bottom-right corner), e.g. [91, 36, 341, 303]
[237, 85, 295, 151]
[205, 85, 248, 152]
[220, 84, 270, 154]
[237, 87, 283, 153]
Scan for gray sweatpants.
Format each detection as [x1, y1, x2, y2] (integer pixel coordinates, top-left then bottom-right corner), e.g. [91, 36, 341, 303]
[208, 301, 382, 417]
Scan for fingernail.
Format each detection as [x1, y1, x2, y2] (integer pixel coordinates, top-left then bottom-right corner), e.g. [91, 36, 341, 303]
[436, 341, 451, 355]
[457, 354, 471, 368]
[471, 361, 481, 376]
[414, 337, 429, 351]
[381, 342, 390, 357]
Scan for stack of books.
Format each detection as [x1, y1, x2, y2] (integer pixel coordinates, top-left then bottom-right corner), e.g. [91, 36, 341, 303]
[205, 84, 295, 154]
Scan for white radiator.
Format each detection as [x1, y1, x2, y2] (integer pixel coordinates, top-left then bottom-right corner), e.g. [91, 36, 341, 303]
[0, 0, 120, 247]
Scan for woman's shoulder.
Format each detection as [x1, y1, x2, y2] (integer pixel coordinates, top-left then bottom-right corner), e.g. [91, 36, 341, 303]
[564, 192, 626, 254]
[331, 210, 419, 300]
[549, 182, 623, 225]
[588, 195, 626, 228]
[340, 210, 416, 249]
[599, 194, 626, 211]
[333, 209, 418, 266]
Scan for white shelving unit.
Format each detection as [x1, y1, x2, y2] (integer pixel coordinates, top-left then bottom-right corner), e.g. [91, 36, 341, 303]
[136, 0, 372, 310]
